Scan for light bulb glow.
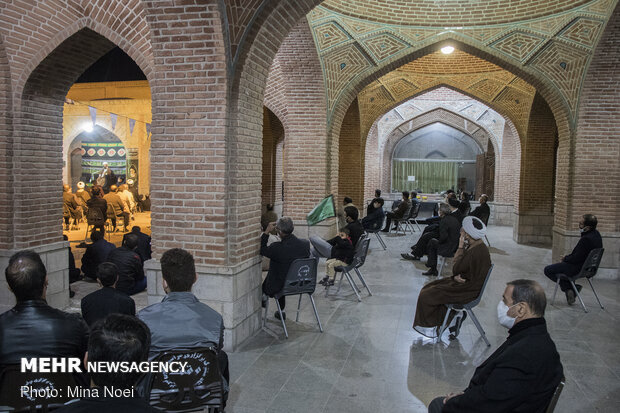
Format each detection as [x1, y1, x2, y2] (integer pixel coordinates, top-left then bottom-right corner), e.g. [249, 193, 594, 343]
[82, 123, 94, 133]
[441, 46, 455, 54]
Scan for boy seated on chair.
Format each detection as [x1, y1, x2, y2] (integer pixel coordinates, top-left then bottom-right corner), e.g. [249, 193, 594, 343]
[319, 228, 355, 287]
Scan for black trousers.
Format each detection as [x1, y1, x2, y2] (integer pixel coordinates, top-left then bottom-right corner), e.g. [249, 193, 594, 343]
[382, 211, 398, 230]
[428, 397, 445, 413]
[544, 262, 581, 292]
[426, 238, 440, 269]
[411, 230, 439, 257]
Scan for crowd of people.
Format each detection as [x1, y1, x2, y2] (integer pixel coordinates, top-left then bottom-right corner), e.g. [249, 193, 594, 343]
[0, 187, 604, 412]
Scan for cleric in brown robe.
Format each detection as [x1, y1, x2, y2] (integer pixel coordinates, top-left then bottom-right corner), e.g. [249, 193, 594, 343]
[413, 216, 492, 337]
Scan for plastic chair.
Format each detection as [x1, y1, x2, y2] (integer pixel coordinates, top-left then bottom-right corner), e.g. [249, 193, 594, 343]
[263, 257, 323, 339]
[148, 347, 225, 412]
[551, 248, 604, 313]
[438, 264, 494, 347]
[0, 364, 81, 412]
[392, 204, 413, 235]
[545, 376, 565, 413]
[327, 237, 372, 301]
[406, 202, 422, 232]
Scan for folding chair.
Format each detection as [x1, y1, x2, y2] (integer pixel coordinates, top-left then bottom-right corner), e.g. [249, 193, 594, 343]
[406, 202, 422, 232]
[545, 376, 566, 413]
[263, 257, 323, 339]
[148, 347, 226, 412]
[438, 264, 494, 347]
[551, 248, 604, 313]
[365, 228, 386, 250]
[327, 237, 372, 301]
[436, 254, 453, 278]
[0, 364, 81, 412]
[392, 204, 413, 235]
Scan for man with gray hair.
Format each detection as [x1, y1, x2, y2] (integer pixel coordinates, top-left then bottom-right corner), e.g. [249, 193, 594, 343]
[428, 279, 563, 413]
[261, 217, 310, 320]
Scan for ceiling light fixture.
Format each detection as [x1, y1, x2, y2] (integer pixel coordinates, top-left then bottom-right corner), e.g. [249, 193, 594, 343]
[82, 123, 94, 133]
[441, 46, 455, 54]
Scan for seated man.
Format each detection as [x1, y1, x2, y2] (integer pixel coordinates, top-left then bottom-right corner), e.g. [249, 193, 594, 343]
[81, 230, 116, 280]
[311, 206, 364, 257]
[428, 279, 563, 413]
[63, 184, 82, 230]
[366, 189, 384, 216]
[458, 191, 471, 216]
[103, 185, 129, 232]
[0, 250, 88, 367]
[106, 234, 146, 295]
[469, 194, 490, 225]
[261, 217, 310, 320]
[123, 226, 152, 263]
[318, 228, 355, 286]
[81, 262, 136, 326]
[261, 203, 278, 232]
[57, 314, 156, 412]
[412, 216, 491, 337]
[544, 214, 602, 305]
[381, 191, 411, 232]
[422, 203, 462, 276]
[139, 248, 229, 385]
[362, 198, 385, 231]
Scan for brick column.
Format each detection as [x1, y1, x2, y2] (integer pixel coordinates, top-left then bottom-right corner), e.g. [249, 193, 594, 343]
[513, 92, 556, 246]
[339, 99, 364, 208]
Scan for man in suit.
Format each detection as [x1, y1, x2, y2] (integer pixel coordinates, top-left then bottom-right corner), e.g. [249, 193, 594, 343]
[423, 202, 461, 276]
[81, 262, 135, 326]
[469, 194, 490, 225]
[123, 226, 152, 263]
[428, 279, 563, 413]
[544, 214, 602, 305]
[106, 234, 146, 295]
[81, 230, 116, 280]
[381, 191, 411, 232]
[103, 185, 129, 232]
[261, 217, 310, 320]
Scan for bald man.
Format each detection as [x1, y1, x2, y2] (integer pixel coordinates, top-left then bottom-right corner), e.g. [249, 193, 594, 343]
[428, 279, 563, 413]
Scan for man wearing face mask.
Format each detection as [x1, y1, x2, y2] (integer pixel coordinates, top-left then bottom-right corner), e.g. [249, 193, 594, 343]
[543, 214, 602, 305]
[428, 279, 564, 413]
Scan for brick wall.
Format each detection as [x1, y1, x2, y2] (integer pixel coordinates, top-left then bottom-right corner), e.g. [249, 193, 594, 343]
[338, 99, 363, 207]
[261, 107, 284, 208]
[0, 39, 12, 250]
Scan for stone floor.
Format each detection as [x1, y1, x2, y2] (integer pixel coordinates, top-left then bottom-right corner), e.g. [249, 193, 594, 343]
[67, 223, 620, 413]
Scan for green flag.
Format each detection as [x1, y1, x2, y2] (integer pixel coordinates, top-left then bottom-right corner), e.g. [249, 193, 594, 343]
[306, 195, 336, 226]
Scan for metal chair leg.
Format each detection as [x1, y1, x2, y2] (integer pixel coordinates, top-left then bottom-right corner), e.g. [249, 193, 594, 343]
[484, 235, 490, 247]
[467, 308, 491, 347]
[275, 299, 288, 338]
[262, 298, 269, 327]
[551, 279, 560, 305]
[374, 232, 386, 250]
[354, 268, 372, 296]
[437, 256, 446, 278]
[344, 271, 362, 302]
[309, 294, 323, 333]
[587, 278, 604, 309]
[438, 307, 453, 339]
[570, 281, 588, 313]
[296, 294, 302, 322]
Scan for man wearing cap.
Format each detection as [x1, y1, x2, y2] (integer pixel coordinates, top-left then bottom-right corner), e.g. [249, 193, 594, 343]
[413, 216, 492, 339]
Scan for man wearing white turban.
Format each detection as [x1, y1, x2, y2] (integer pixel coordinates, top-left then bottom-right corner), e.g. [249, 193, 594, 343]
[413, 216, 492, 339]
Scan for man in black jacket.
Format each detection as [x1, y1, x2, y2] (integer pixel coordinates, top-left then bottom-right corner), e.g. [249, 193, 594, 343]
[362, 198, 385, 230]
[381, 191, 411, 232]
[0, 250, 89, 367]
[544, 214, 602, 305]
[470, 194, 490, 225]
[81, 230, 116, 280]
[422, 203, 461, 276]
[81, 262, 135, 326]
[106, 234, 145, 295]
[261, 217, 310, 320]
[428, 279, 563, 413]
[123, 226, 152, 263]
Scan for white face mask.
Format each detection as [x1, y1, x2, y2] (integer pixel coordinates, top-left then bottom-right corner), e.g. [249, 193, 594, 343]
[497, 301, 518, 329]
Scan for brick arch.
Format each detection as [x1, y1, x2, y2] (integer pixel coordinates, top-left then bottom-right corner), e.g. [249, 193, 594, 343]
[328, 37, 571, 184]
[0, 36, 13, 249]
[12, 28, 135, 249]
[0, 0, 153, 98]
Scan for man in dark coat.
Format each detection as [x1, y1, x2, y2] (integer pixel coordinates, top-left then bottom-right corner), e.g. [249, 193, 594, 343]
[423, 202, 462, 276]
[428, 279, 563, 413]
[362, 198, 385, 230]
[544, 214, 602, 305]
[81, 262, 135, 326]
[0, 251, 89, 369]
[81, 230, 116, 280]
[366, 189, 384, 216]
[123, 226, 152, 263]
[469, 194, 490, 225]
[381, 191, 411, 232]
[106, 234, 145, 295]
[261, 217, 310, 320]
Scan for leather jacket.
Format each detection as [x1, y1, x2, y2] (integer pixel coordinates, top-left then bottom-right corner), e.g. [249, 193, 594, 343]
[0, 299, 89, 366]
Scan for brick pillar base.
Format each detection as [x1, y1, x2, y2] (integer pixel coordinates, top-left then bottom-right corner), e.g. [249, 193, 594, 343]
[145, 257, 263, 352]
[552, 227, 619, 280]
[0, 242, 70, 314]
[513, 212, 553, 246]
[488, 202, 515, 227]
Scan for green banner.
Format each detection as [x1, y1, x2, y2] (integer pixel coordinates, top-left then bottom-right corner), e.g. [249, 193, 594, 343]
[306, 195, 336, 226]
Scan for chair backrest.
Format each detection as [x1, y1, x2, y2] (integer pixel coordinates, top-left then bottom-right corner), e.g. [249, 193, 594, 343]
[466, 264, 494, 308]
[578, 248, 604, 279]
[86, 205, 105, 226]
[0, 364, 80, 412]
[353, 237, 371, 268]
[409, 202, 421, 219]
[545, 376, 565, 413]
[399, 203, 412, 219]
[277, 257, 318, 297]
[149, 347, 225, 412]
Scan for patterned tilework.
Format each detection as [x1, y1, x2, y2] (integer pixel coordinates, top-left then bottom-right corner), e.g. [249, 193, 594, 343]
[491, 31, 548, 62]
[306, 0, 615, 125]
